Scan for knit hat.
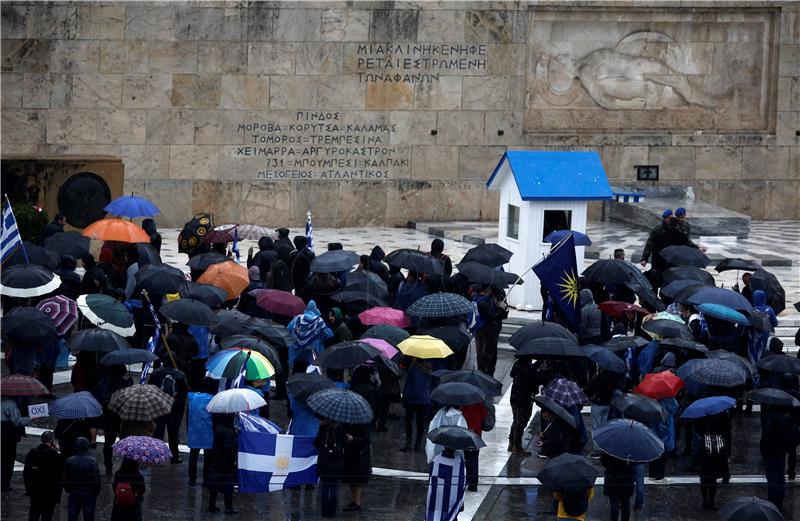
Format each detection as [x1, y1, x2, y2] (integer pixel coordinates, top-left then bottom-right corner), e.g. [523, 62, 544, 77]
[662, 209, 673, 219]
[675, 207, 686, 217]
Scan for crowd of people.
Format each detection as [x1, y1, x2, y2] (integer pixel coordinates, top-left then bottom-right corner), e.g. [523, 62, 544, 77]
[1, 206, 798, 521]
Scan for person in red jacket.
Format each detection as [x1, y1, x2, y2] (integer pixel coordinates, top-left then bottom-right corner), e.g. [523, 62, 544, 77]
[460, 401, 488, 492]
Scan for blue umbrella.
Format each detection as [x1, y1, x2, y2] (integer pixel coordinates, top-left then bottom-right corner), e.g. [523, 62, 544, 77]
[50, 391, 103, 419]
[104, 195, 160, 218]
[585, 345, 626, 373]
[592, 419, 664, 462]
[697, 303, 749, 326]
[686, 287, 752, 312]
[680, 396, 736, 419]
[544, 230, 592, 246]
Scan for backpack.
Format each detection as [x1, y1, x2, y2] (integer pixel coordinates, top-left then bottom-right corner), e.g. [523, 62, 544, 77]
[159, 373, 176, 397]
[703, 434, 727, 456]
[114, 482, 136, 506]
[481, 401, 496, 432]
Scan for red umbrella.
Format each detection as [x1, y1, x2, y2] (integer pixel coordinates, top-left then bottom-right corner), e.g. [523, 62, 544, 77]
[599, 301, 648, 319]
[250, 289, 306, 317]
[634, 371, 684, 399]
[1, 375, 49, 396]
[358, 307, 411, 328]
[36, 295, 78, 336]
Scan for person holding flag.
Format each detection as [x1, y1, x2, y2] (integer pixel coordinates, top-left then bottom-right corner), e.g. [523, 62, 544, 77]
[1, 195, 25, 266]
[426, 446, 467, 521]
[533, 234, 582, 334]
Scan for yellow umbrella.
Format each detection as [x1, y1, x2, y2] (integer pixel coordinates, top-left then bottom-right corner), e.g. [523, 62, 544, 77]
[397, 335, 453, 359]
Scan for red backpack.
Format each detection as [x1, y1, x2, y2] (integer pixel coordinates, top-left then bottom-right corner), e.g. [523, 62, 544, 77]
[114, 482, 136, 506]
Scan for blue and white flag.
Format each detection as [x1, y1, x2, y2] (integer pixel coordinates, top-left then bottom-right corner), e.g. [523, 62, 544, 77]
[1, 197, 24, 266]
[237, 412, 282, 434]
[232, 227, 240, 262]
[238, 431, 318, 492]
[305, 210, 314, 253]
[139, 299, 162, 384]
[426, 451, 466, 521]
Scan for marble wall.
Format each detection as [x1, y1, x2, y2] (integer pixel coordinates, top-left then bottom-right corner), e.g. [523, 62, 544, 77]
[1, 1, 798, 227]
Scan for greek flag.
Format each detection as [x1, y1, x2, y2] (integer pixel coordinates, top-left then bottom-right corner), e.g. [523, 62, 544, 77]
[238, 430, 318, 492]
[237, 412, 282, 434]
[305, 210, 314, 253]
[139, 299, 162, 384]
[426, 452, 466, 521]
[1, 197, 24, 266]
[232, 351, 250, 389]
[232, 227, 240, 262]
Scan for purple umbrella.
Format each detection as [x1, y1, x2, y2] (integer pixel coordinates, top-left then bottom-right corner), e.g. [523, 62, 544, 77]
[112, 436, 171, 465]
[36, 295, 78, 336]
[542, 376, 588, 408]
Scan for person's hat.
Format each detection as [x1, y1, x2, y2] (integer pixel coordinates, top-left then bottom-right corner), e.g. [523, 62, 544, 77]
[275, 228, 290, 238]
[662, 209, 673, 219]
[40, 431, 55, 444]
[675, 207, 686, 217]
[75, 437, 90, 451]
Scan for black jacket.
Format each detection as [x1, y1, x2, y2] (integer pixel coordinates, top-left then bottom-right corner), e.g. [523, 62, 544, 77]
[148, 366, 190, 414]
[63, 450, 101, 495]
[315, 423, 345, 480]
[760, 406, 800, 457]
[24, 444, 64, 503]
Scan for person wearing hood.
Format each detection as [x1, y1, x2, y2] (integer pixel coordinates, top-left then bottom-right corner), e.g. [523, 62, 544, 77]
[275, 227, 293, 251]
[63, 437, 101, 521]
[247, 236, 278, 278]
[289, 236, 314, 293]
[141, 218, 161, 254]
[56, 255, 82, 300]
[393, 271, 429, 311]
[24, 430, 64, 521]
[288, 300, 333, 368]
[579, 289, 602, 345]
[237, 266, 267, 318]
[267, 256, 293, 293]
[80, 253, 113, 296]
[327, 308, 352, 346]
[747, 289, 779, 364]
[367, 246, 389, 282]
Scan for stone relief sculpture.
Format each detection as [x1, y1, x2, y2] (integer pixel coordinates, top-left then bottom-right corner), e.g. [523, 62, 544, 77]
[535, 31, 735, 111]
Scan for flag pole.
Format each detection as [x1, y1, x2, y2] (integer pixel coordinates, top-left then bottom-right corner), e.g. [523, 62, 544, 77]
[3, 194, 29, 264]
[141, 289, 178, 370]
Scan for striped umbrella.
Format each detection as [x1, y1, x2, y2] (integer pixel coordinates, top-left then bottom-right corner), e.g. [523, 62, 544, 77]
[36, 295, 78, 336]
[0, 264, 61, 298]
[206, 348, 275, 381]
[0, 375, 48, 396]
[50, 391, 103, 419]
[77, 294, 135, 336]
[113, 436, 171, 465]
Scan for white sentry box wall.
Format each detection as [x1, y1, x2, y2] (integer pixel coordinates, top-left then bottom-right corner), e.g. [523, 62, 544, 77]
[493, 159, 588, 311]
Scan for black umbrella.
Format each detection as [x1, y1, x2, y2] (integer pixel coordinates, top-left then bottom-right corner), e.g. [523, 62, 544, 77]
[427, 426, 486, 450]
[670, 283, 707, 304]
[179, 282, 228, 308]
[460, 243, 512, 267]
[310, 250, 360, 273]
[100, 349, 159, 366]
[683, 359, 747, 388]
[186, 252, 228, 271]
[611, 392, 667, 424]
[67, 328, 130, 353]
[178, 213, 214, 255]
[660, 280, 704, 300]
[538, 453, 598, 494]
[715, 258, 761, 273]
[455, 262, 521, 287]
[211, 309, 253, 337]
[601, 336, 649, 353]
[516, 337, 586, 358]
[136, 244, 161, 267]
[686, 287, 752, 312]
[331, 290, 388, 308]
[707, 350, 755, 379]
[385, 249, 443, 275]
[6, 241, 59, 270]
[436, 369, 502, 397]
[287, 372, 336, 403]
[756, 355, 800, 375]
[659, 338, 710, 357]
[246, 318, 293, 349]
[135, 263, 186, 295]
[624, 282, 666, 312]
[662, 266, 715, 286]
[642, 319, 692, 340]
[406, 293, 473, 318]
[431, 382, 485, 406]
[592, 419, 664, 462]
[582, 259, 649, 288]
[159, 298, 218, 327]
[344, 270, 389, 301]
[422, 325, 471, 353]
[719, 496, 784, 521]
[509, 321, 577, 349]
[585, 346, 626, 373]
[533, 395, 578, 429]
[221, 335, 281, 370]
[750, 269, 786, 314]
[314, 341, 381, 370]
[360, 325, 410, 347]
[658, 245, 710, 268]
[2, 307, 58, 345]
[0, 264, 61, 298]
[44, 231, 91, 258]
[745, 388, 800, 408]
[747, 310, 774, 332]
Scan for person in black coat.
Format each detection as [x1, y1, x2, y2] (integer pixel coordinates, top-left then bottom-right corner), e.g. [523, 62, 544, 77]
[23, 430, 64, 521]
[367, 246, 389, 283]
[536, 409, 579, 459]
[111, 458, 145, 521]
[54, 419, 92, 461]
[148, 363, 190, 463]
[341, 422, 371, 512]
[237, 266, 267, 318]
[247, 237, 278, 278]
[206, 414, 238, 513]
[693, 411, 731, 510]
[275, 228, 293, 251]
[141, 219, 161, 254]
[509, 357, 538, 455]
[95, 365, 132, 475]
[760, 404, 799, 512]
[40, 213, 65, 243]
[289, 236, 314, 293]
[62, 437, 101, 521]
[601, 454, 635, 521]
[56, 255, 82, 300]
[315, 419, 345, 518]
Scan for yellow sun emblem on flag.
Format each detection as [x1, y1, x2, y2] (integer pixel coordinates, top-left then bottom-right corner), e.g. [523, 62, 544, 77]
[556, 269, 580, 309]
[276, 455, 290, 473]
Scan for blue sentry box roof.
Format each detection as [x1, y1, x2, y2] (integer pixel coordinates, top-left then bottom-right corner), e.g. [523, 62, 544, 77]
[487, 150, 613, 201]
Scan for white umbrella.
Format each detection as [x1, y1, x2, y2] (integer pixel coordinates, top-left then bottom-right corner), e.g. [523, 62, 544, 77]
[235, 224, 278, 240]
[206, 388, 266, 413]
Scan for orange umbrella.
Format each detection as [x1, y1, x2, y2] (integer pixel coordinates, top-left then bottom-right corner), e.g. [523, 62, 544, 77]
[82, 219, 151, 243]
[197, 261, 249, 300]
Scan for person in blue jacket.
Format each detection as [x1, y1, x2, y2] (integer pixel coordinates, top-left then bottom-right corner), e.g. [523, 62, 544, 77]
[288, 301, 333, 368]
[748, 289, 779, 364]
[401, 356, 433, 452]
[187, 379, 216, 486]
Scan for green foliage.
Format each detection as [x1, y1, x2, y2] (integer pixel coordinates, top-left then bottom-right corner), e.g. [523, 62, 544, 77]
[10, 201, 49, 243]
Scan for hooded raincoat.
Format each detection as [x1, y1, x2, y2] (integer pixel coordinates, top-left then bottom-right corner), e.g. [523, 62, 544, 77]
[287, 301, 333, 367]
